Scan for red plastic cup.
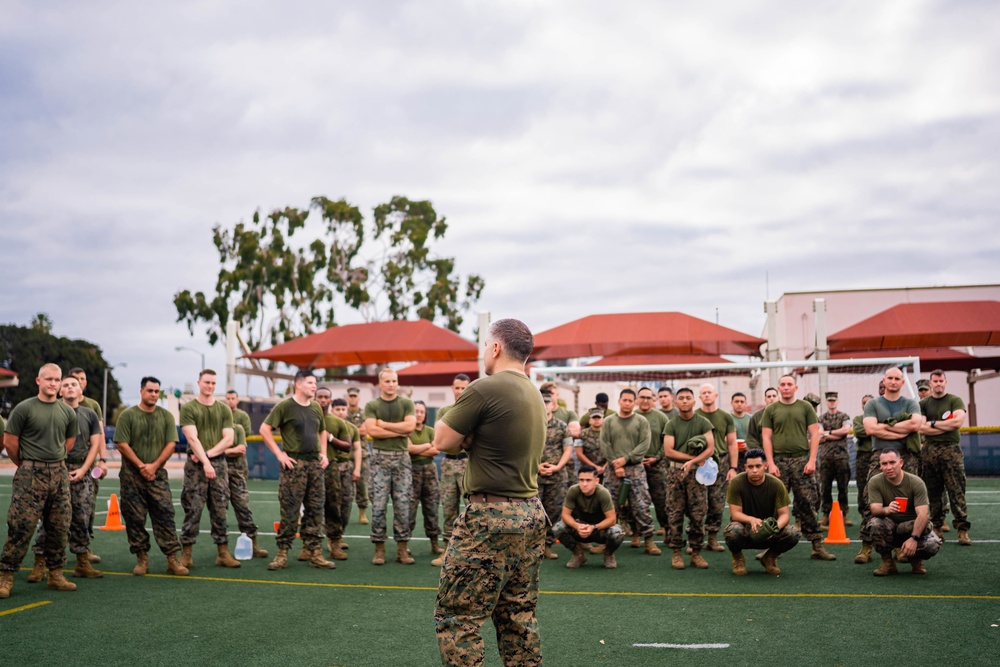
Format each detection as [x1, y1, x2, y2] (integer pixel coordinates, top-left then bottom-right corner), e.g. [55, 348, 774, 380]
[894, 497, 908, 513]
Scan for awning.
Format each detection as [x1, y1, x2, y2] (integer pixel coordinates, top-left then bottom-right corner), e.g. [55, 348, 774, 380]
[828, 301, 1000, 352]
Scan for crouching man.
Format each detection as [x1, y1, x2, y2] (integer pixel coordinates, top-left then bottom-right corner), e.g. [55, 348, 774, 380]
[724, 448, 801, 576]
[553, 465, 624, 569]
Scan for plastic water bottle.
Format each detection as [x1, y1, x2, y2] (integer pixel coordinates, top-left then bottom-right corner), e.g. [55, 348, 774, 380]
[234, 533, 253, 560]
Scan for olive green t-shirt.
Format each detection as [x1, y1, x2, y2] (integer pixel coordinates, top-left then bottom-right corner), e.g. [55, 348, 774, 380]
[232, 408, 253, 436]
[409, 424, 436, 465]
[867, 471, 928, 523]
[364, 396, 416, 452]
[761, 400, 817, 457]
[637, 409, 668, 458]
[435, 404, 453, 424]
[726, 472, 790, 520]
[920, 394, 965, 446]
[599, 413, 651, 464]
[853, 415, 872, 453]
[5, 397, 77, 462]
[564, 483, 615, 525]
[179, 400, 234, 453]
[66, 405, 102, 465]
[746, 409, 765, 449]
[696, 408, 736, 462]
[264, 398, 325, 456]
[440, 370, 545, 498]
[664, 413, 714, 456]
[660, 406, 679, 420]
[553, 405, 578, 425]
[114, 405, 177, 464]
[81, 396, 104, 423]
[324, 413, 353, 462]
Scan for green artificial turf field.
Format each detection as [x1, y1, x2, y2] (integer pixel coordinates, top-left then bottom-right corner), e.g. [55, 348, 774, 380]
[1, 475, 998, 666]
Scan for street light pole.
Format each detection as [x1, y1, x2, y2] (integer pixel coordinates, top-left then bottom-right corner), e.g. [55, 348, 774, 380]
[103, 362, 127, 422]
[175, 346, 206, 370]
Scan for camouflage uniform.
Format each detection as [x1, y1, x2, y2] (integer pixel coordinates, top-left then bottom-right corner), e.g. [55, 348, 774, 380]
[854, 415, 873, 517]
[32, 461, 95, 557]
[334, 460, 355, 537]
[369, 450, 413, 543]
[665, 465, 708, 549]
[773, 456, 823, 542]
[346, 409, 370, 510]
[119, 462, 183, 555]
[227, 456, 259, 538]
[409, 461, 441, 539]
[324, 463, 344, 543]
[180, 457, 231, 546]
[538, 417, 571, 547]
[1, 463, 72, 573]
[276, 458, 326, 551]
[577, 428, 605, 471]
[435, 498, 547, 667]
[869, 517, 942, 559]
[819, 410, 851, 519]
[552, 521, 624, 553]
[921, 444, 970, 532]
[859, 451, 919, 542]
[644, 458, 670, 531]
[724, 521, 801, 555]
[439, 455, 467, 540]
[704, 474, 729, 537]
[602, 466, 655, 538]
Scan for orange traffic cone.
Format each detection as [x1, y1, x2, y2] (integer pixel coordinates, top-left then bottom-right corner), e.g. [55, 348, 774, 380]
[99, 494, 126, 531]
[823, 500, 850, 545]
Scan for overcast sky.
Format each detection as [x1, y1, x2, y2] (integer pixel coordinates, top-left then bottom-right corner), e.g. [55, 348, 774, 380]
[2, 0, 998, 402]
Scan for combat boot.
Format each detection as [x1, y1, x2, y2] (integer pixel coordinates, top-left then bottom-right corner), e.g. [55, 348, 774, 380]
[761, 551, 781, 575]
[731, 552, 747, 576]
[329, 539, 348, 561]
[630, 535, 641, 549]
[268, 548, 289, 571]
[309, 550, 337, 570]
[215, 543, 241, 568]
[395, 542, 415, 564]
[74, 553, 103, 578]
[340, 539, 350, 550]
[251, 537, 269, 559]
[86, 550, 101, 564]
[603, 552, 617, 569]
[941, 519, 951, 532]
[133, 552, 149, 576]
[854, 542, 873, 564]
[297, 547, 312, 561]
[671, 549, 685, 569]
[27, 556, 47, 583]
[643, 536, 662, 556]
[873, 554, 897, 576]
[47, 569, 77, 592]
[0, 571, 12, 599]
[589, 544, 606, 554]
[372, 543, 386, 566]
[932, 525, 944, 539]
[431, 555, 444, 567]
[358, 507, 369, 525]
[566, 545, 587, 569]
[706, 534, 725, 552]
[690, 550, 709, 569]
[180, 545, 194, 568]
[910, 559, 927, 575]
[844, 516, 854, 527]
[429, 536, 444, 555]
[166, 553, 189, 576]
[543, 544, 560, 559]
[958, 530, 972, 546]
[810, 540, 836, 561]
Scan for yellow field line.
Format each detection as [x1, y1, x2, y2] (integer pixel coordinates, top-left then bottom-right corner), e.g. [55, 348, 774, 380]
[0, 600, 52, 618]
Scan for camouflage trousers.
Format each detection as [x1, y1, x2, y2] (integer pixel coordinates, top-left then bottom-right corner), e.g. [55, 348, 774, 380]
[859, 450, 919, 542]
[440, 457, 467, 539]
[32, 461, 94, 556]
[538, 480, 568, 547]
[819, 443, 851, 519]
[724, 521, 801, 555]
[855, 450, 873, 517]
[180, 456, 231, 546]
[644, 458, 670, 531]
[89, 474, 101, 539]
[324, 461, 344, 542]
[276, 458, 325, 551]
[552, 521, 624, 554]
[921, 444, 970, 531]
[333, 460, 355, 538]
[226, 457, 258, 538]
[1, 463, 71, 572]
[410, 462, 441, 539]
[773, 456, 822, 542]
[119, 462, 182, 556]
[704, 464, 729, 535]
[665, 465, 708, 550]
[435, 497, 547, 667]
[602, 464, 655, 538]
[370, 449, 412, 543]
[869, 518, 942, 559]
[355, 446, 371, 509]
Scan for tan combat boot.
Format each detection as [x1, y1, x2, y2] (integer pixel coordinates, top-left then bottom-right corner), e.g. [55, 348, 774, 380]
[910, 559, 927, 575]
[731, 552, 747, 576]
[761, 551, 781, 575]
[566, 545, 587, 569]
[630, 535, 641, 549]
[854, 542, 873, 564]
[873, 554, 897, 576]
[358, 508, 369, 525]
[0, 571, 13, 599]
[810, 540, 836, 561]
[429, 536, 444, 555]
[941, 519, 951, 532]
[297, 546, 312, 561]
[690, 550, 709, 569]
[339, 539, 350, 550]
[180, 545, 194, 569]
[268, 548, 289, 571]
[133, 552, 149, 576]
[603, 552, 617, 569]
[706, 534, 725, 552]
[671, 549, 685, 569]
[166, 552, 190, 576]
[86, 550, 102, 564]
[215, 544, 241, 568]
[431, 555, 444, 567]
[396, 542, 415, 565]
[957, 530, 972, 546]
[27, 556, 47, 583]
[251, 537, 269, 559]
[372, 543, 386, 566]
[47, 569, 78, 592]
[74, 553, 103, 578]
[643, 536, 662, 556]
[309, 549, 337, 570]
[329, 539, 348, 561]
[543, 545, 559, 560]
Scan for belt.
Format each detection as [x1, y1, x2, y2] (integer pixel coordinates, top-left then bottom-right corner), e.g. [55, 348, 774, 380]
[410, 458, 435, 465]
[21, 460, 66, 468]
[445, 453, 468, 460]
[465, 493, 536, 503]
[668, 461, 687, 469]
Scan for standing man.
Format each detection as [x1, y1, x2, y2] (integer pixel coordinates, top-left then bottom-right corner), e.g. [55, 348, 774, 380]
[1, 363, 78, 599]
[552, 465, 624, 569]
[696, 383, 739, 553]
[818, 391, 852, 527]
[69, 367, 107, 563]
[224, 389, 267, 559]
[918, 370, 971, 545]
[178, 369, 240, 569]
[600, 389, 661, 556]
[663, 388, 715, 569]
[260, 370, 336, 571]
[538, 391, 574, 559]
[114, 376, 189, 577]
[762, 374, 836, 561]
[408, 401, 443, 557]
[364, 368, 417, 565]
[345, 386, 371, 525]
[330, 398, 362, 557]
[432, 318, 547, 667]
[636, 387, 670, 538]
[317, 387, 354, 561]
[575, 408, 608, 477]
[853, 395, 876, 563]
[432, 373, 470, 567]
[658, 386, 679, 419]
[745, 387, 778, 450]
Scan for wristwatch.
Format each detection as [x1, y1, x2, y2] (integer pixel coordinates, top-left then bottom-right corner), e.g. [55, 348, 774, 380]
[99, 458, 107, 463]
[910, 534, 920, 541]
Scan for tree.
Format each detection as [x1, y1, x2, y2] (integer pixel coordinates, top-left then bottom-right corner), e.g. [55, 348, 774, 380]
[174, 195, 485, 351]
[30, 312, 53, 335]
[0, 324, 122, 417]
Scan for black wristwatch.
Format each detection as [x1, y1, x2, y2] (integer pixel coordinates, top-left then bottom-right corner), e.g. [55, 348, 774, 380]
[930, 420, 937, 428]
[99, 458, 107, 463]
[730, 467, 738, 471]
[910, 534, 920, 541]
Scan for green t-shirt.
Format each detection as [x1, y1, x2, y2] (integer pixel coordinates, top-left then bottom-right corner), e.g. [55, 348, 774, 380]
[179, 400, 234, 453]
[853, 415, 872, 453]
[867, 471, 928, 523]
[637, 409, 668, 458]
[409, 424, 436, 464]
[441, 370, 545, 498]
[5, 397, 77, 462]
[435, 404, 453, 424]
[553, 405, 578, 425]
[332, 420, 360, 463]
[726, 472, 790, 520]
[696, 408, 736, 461]
[660, 406, 679, 420]
[920, 394, 965, 446]
[232, 408, 253, 436]
[114, 405, 177, 464]
[746, 409, 765, 449]
[364, 396, 416, 452]
[564, 484, 614, 525]
[733, 414, 751, 441]
[264, 398, 325, 456]
[761, 400, 817, 457]
[324, 413, 353, 462]
[579, 407, 614, 428]
[66, 405, 102, 464]
[599, 413, 651, 465]
[664, 413, 714, 456]
[81, 396, 104, 423]
[864, 396, 922, 451]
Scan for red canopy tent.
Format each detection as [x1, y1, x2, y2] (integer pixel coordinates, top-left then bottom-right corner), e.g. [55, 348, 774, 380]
[567, 353, 739, 383]
[829, 348, 1000, 373]
[531, 312, 765, 360]
[828, 301, 1000, 352]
